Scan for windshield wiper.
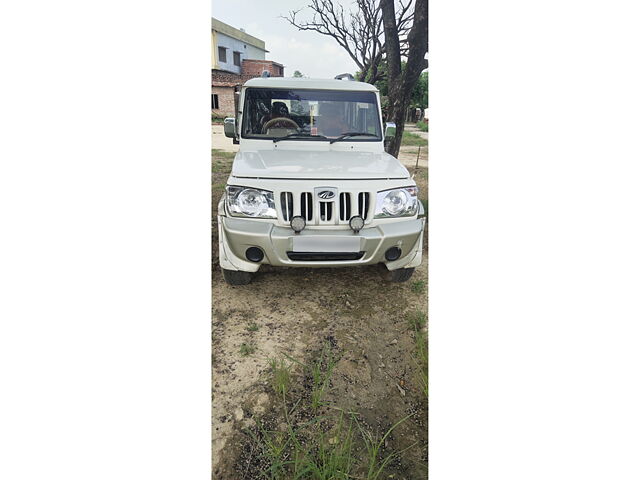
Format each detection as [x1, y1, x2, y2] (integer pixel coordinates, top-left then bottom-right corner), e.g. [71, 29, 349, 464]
[329, 132, 379, 144]
[273, 133, 329, 143]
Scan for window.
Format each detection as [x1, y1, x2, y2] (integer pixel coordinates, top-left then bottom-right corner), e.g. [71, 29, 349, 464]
[212, 94, 219, 110]
[233, 51, 241, 67]
[242, 88, 382, 140]
[218, 47, 227, 63]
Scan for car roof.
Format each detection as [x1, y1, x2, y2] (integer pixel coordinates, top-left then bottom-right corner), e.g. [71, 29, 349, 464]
[243, 76, 379, 92]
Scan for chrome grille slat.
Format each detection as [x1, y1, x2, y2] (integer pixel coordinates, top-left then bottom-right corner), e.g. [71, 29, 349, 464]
[301, 192, 313, 221]
[280, 192, 293, 221]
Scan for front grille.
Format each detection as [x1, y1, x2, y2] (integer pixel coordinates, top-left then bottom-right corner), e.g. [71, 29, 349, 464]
[286, 251, 365, 261]
[278, 190, 370, 225]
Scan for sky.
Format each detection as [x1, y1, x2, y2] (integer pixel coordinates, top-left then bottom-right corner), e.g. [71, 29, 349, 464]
[212, 0, 358, 78]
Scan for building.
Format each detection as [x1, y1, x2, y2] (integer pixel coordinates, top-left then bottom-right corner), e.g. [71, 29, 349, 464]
[212, 18, 284, 117]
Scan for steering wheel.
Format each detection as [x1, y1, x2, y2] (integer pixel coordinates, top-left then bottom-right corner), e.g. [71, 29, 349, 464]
[262, 117, 299, 133]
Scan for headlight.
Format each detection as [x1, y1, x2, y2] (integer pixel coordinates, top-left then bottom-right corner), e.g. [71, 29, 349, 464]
[226, 186, 277, 218]
[374, 186, 418, 218]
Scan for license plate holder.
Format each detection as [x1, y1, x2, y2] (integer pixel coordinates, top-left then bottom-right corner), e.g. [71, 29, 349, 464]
[292, 236, 360, 253]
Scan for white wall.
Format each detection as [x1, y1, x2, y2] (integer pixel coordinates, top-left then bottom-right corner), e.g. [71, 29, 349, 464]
[215, 31, 265, 74]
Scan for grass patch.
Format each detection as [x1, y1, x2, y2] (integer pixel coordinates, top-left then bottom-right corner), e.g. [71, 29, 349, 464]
[359, 414, 415, 479]
[240, 342, 256, 356]
[410, 280, 426, 294]
[420, 198, 428, 219]
[246, 321, 259, 332]
[401, 131, 427, 147]
[268, 356, 293, 397]
[308, 344, 337, 411]
[414, 328, 428, 399]
[406, 310, 428, 399]
[211, 149, 236, 160]
[245, 348, 419, 479]
[406, 310, 427, 330]
[416, 119, 428, 132]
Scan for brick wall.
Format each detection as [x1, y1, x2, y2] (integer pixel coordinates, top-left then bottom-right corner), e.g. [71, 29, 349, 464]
[212, 69, 256, 86]
[211, 60, 285, 115]
[241, 60, 284, 77]
[212, 86, 235, 117]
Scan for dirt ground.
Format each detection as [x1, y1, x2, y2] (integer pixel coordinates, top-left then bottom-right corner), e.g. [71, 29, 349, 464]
[212, 141, 428, 479]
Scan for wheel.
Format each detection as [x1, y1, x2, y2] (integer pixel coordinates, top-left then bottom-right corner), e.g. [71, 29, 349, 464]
[222, 269, 253, 285]
[389, 267, 415, 283]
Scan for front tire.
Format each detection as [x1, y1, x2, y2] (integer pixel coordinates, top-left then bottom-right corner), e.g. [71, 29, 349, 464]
[222, 269, 253, 285]
[389, 267, 415, 283]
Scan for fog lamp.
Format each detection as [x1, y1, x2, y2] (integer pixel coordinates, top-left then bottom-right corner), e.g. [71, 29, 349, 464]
[246, 247, 264, 263]
[290, 216, 306, 233]
[349, 215, 365, 233]
[385, 247, 402, 261]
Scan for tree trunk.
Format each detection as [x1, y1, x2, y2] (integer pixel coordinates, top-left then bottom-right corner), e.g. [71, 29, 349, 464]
[381, 0, 428, 158]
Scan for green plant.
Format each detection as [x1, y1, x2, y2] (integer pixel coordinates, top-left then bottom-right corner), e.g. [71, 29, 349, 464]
[240, 342, 256, 356]
[406, 311, 428, 399]
[416, 119, 428, 132]
[211, 148, 236, 160]
[309, 344, 337, 410]
[406, 310, 427, 330]
[401, 131, 427, 147]
[357, 414, 416, 480]
[269, 356, 293, 397]
[248, 421, 291, 480]
[414, 329, 428, 399]
[247, 321, 259, 332]
[410, 279, 426, 294]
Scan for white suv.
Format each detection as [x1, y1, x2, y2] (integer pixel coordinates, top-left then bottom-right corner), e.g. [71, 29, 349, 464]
[218, 75, 425, 285]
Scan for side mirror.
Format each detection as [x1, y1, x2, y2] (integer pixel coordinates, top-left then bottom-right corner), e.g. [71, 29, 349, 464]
[384, 122, 396, 139]
[223, 117, 236, 138]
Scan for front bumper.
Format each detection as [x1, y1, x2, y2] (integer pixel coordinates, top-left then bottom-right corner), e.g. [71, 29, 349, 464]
[218, 213, 425, 273]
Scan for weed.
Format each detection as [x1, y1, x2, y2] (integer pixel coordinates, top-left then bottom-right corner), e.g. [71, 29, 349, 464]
[406, 312, 428, 399]
[410, 279, 426, 294]
[299, 411, 355, 478]
[309, 344, 337, 410]
[401, 131, 427, 147]
[414, 329, 428, 399]
[357, 414, 416, 480]
[211, 148, 236, 160]
[240, 342, 256, 356]
[268, 356, 293, 397]
[246, 321, 259, 332]
[416, 119, 428, 132]
[406, 310, 427, 330]
[247, 350, 419, 479]
[248, 421, 290, 480]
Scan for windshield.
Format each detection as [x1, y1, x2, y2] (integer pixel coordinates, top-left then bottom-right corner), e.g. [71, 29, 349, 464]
[241, 88, 382, 141]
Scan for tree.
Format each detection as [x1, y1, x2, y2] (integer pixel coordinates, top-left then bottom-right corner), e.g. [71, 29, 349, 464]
[366, 63, 428, 109]
[381, 0, 428, 156]
[293, 70, 305, 78]
[283, 0, 428, 156]
[284, 0, 414, 85]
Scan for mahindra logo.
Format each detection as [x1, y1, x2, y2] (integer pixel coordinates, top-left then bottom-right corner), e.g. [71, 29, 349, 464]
[318, 190, 335, 200]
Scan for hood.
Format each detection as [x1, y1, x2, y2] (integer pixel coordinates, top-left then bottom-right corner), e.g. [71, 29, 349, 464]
[231, 149, 410, 180]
